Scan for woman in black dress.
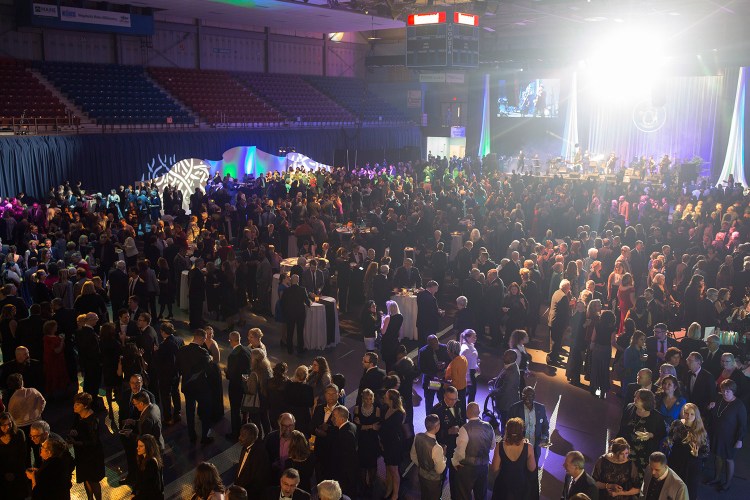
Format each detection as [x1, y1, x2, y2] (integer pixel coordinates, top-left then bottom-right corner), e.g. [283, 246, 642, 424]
[98, 322, 122, 428]
[393, 345, 418, 434]
[133, 434, 164, 499]
[70, 392, 105, 500]
[667, 403, 708, 500]
[616, 389, 666, 480]
[591, 438, 641, 498]
[491, 417, 536, 500]
[0, 412, 29, 499]
[709, 379, 748, 492]
[380, 389, 406, 500]
[26, 435, 74, 500]
[380, 300, 404, 372]
[353, 388, 381, 490]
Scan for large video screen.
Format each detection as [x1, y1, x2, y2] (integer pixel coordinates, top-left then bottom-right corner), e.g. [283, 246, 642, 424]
[496, 78, 560, 118]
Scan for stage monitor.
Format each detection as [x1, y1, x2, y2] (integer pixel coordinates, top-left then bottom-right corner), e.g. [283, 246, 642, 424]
[496, 78, 560, 118]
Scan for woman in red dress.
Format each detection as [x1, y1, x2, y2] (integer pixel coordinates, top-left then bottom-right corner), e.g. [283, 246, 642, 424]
[43, 320, 70, 395]
[617, 273, 635, 335]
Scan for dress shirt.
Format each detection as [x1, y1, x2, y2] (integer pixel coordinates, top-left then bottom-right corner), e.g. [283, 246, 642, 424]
[523, 405, 536, 447]
[451, 417, 496, 467]
[323, 404, 336, 423]
[279, 437, 291, 465]
[410, 431, 447, 474]
[237, 445, 252, 478]
[690, 367, 701, 393]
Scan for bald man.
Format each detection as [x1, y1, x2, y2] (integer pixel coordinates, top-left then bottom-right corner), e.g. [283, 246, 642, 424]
[452, 402, 495, 500]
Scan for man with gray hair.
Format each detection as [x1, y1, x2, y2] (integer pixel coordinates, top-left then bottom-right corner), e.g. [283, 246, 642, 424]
[316, 480, 348, 500]
[548, 279, 572, 367]
[562, 450, 598, 499]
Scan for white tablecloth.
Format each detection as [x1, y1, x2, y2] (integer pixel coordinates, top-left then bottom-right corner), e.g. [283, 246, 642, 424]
[450, 233, 463, 261]
[280, 257, 328, 275]
[179, 270, 189, 310]
[271, 274, 280, 313]
[391, 293, 418, 340]
[304, 296, 340, 350]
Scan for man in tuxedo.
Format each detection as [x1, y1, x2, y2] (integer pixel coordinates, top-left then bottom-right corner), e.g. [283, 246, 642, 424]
[127, 296, 146, 324]
[700, 334, 723, 377]
[393, 258, 423, 289]
[188, 258, 206, 330]
[177, 328, 213, 443]
[433, 385, 466, 500]
[645, 323, 677, 373]
[77, 313, 102, 407]
[225, 331, 251, 440]
[329, 406, 358, 499]
[108, 261, 129, 312]
[301, 259, 325, 297]
[264, 413, 296, 482]
[418, 335, 451, 414]
[117, 308, 140, 342]
[372, 264, 392, 312]
[416, 281, 442, 343]
[683, 351, 716, 416]
[507, 386, 549, 465]
[561, 451, 599, 499]
[280, 274, 311, 355]
[235, 423, 271, 494]
[155, 322, 182, 425]
[309, 384, 341, 480]
[117, 374, 155, 484]
[357, 351, 386, 405]
[264, 468, 310, 500]
[135, 313, 159, 394]
[15, 303, 45, 362]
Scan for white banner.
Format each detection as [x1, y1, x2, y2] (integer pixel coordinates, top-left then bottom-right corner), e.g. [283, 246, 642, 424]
[32, 3, 58, 18]
[419, 73, 445, 83]
[445, 73, 465, 84]
[60, 6, 132, 28]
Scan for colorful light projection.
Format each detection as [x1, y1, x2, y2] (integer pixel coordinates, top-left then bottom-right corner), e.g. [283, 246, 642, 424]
[202, 146, 332, 179]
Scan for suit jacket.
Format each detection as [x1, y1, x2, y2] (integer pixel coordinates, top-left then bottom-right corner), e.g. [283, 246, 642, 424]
[16, 314, 45, 361]
[416, 289, 440, 337]
[301, 269, 325, 296]
[285, 381, 314, 433]
[462, 278, 484, 313]
[640, 467, 688, 500]
[108, 268, 129, 305]
[176, 342, 211, 395]
[136, 325, 159, 367]
[154, 334, 181, 379]
[681, 368, 716, 414]
[264, 430, 284, 477]
[188, 267, 206, 300]
[433, 400, 466, 456]
[699, 347, 723, 378]
[645, 336, 678, 372]
[372, 274, 391, 310]
[138, 404, 165, 449]
[496, 364, 521, 415]
[118, 388, 155, 427]
[561, 472, 599, 500]
[393, 266, 422, 289]
[226, 344, 252, 395]
[329, 421, 358, 498]
[358, 366, 386, 403]
[507, 401, 549, 460]
[235, 442, 271, 493]
[417, 344, 451, 385]
[280, 284, 311, 318]
[264, 486, 311, 500]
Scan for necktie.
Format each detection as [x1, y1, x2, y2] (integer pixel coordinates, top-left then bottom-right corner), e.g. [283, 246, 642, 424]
[659, 340, 664, 354]
[690, 372, 697, 392]
[312, 272, 317, 291]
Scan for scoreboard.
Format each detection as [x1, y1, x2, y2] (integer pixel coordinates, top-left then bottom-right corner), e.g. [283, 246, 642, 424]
[406, 11, 479, 68]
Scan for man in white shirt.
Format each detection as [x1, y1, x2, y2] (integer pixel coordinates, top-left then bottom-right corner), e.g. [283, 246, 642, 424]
[410, 414, 447, 499]
[451, 402, 495, 500]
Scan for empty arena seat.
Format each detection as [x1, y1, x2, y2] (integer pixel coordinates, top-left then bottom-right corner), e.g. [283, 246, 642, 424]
[0, 61, 69, 121]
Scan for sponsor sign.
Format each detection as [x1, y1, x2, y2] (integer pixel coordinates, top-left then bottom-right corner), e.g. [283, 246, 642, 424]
[59, 6, 132, 28]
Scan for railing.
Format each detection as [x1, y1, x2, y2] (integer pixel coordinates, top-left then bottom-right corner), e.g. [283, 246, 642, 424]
[0, 116, 81, 135]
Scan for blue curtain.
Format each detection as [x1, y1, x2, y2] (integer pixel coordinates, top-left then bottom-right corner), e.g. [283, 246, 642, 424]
[0, 126, 422, 198]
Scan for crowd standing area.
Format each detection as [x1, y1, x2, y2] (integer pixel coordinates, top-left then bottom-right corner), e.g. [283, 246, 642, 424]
[0, 155, 749, 500]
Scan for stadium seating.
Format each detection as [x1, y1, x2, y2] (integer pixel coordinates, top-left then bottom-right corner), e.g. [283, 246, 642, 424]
[0, 59, 67, 121]
[35, 61, 193, 126]
[149, 67, 284, 126]
[303, 75, 411, 124]
[234, 72, 355, 125]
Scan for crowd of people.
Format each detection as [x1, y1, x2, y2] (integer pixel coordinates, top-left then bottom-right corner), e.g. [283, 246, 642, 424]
[0, 153, 747, 499]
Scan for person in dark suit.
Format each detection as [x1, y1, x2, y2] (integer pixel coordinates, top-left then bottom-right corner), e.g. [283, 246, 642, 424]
[433, 385, 466, 500]
[108, 261, 129, 313]
[462, 268, 484, 325]
[25, 434, 74, 499]
[309, 384, 341, 481]
[329, 406, 358, 499]
[187, 259, 206, 330]
[418, 335, 451, 414]
[280, 275, 311, 355]
[264, 468, 310, 500]
[393, 258, 423, 289]
[357, 351, 386, 405]
[225, 331, 251, 440]
[176, 328, 213, 443]
[15, 303, 45, 362]
[645, 323, 678, 373]
[286, 367, 314, 435]
[117, 374, 155, 485]
[121, 391, 165, 480]
[372, 265, 392, 312]
[700, 334, 723, 378]
[561, 451, 599, 499]
[683, 351, 717, 416]
[155, 322, 182, 425]
[416, 281, 441, 343]
[548, 280, 572, 366]
[0, 345, 43, 396]
[264, 413, 296, 482]
[507, 386, 550, 465]
[77, 312, 102, 406]
[301, 260, 325, 297]
[235, 423, 271, 494]
[623, 368, 657, 409]
[483, 269, 505, 345]
[135, 313, 159, 395]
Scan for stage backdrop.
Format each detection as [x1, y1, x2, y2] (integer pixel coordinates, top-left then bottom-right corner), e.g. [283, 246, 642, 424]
[0, 126, 421, 199]
[581, 75, 722, 173]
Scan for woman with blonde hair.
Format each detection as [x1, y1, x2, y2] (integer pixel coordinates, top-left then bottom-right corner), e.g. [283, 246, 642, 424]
[380, 300, 403, 372]
[667, 403, 708, 499]
[363, 261, 379, 302]
[244, 348, 272, 437]
[353, 388, 381, 490]
[490, 417, 536, 499]
[74, 280, 108, 324]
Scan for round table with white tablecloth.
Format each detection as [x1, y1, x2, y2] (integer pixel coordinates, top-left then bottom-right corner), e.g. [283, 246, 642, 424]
[303, 296, 340, 350]
[391, 292, 418, 341]
[450, 232, 464, 261]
